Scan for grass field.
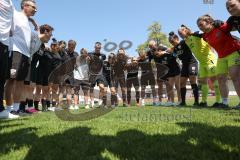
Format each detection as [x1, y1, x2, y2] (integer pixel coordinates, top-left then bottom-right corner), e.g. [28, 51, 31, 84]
[0, 96, 240, 160]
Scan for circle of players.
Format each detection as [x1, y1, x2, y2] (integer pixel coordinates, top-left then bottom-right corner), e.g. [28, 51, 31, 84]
[0, 0, 240, 119]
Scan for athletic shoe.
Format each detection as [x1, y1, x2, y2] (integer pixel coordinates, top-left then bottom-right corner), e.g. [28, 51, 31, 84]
[16, 110, 30, 117]
[178, 102, 186, 107]
[0, 110, 19, 119]
[69, 105, 75, 110]
[199, 102, 208, 107]
[193, 102, 199, 107]
[234, 103, 240, 110]
[211, 102, 220, 108]
[164, 102, 174, 107]
[26, 108, 38, 113]
[156, 101, 164, 106]
[123, 103, 127, 107]
[85, 104, 90, 109]
[48, 107, 56, 112]
[74, 105, 79, 110]
[217, 103, 229, 109]
[91, 101, 95, 108]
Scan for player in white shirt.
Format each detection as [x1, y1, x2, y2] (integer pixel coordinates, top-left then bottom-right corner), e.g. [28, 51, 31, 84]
[0, 0, 19, 119]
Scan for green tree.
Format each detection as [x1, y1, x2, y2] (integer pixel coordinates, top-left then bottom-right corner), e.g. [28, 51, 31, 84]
[136, 22, 171, 53]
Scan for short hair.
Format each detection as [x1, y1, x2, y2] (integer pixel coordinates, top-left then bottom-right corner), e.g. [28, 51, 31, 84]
[148, 40, 156, 46]
[178, 24, 192, 39]
[197, 14, 214, 25]
[39, 24, 54, 34]
[95, 42, 102, 46]
[139, 50, 146, 56]
[58, 40, 66, 46]
[21, 0, 36, 9]
[118, 48, 125, 53]
[68, 40, 77, 45]
[168, 31, 179, 42]
[51, 38, 58, 46]
[80, 48, 88, 54]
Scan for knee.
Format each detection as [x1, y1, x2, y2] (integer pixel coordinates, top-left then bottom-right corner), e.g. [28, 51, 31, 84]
[217, 75, 227, 83]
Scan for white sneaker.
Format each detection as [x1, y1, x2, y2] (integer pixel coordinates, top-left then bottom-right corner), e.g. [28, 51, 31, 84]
[156, 101, 164, 106]
[141, 99, 145, 107]
[69, 105, 75, 110]
[91, 101, 95, 108]
[74, 105, 79, 110]
[85, 104, 90, 109]
[0, 110, 19, 119]
[48, 107, 56, 111]
[164, 102, 174, 107]
[174, 102, 181, 106]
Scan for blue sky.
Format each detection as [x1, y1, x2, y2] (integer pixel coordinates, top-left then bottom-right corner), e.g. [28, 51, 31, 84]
[13, 0, 230, 56]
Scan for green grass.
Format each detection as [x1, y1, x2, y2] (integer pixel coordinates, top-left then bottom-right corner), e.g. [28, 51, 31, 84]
[0, 96, 240, 160]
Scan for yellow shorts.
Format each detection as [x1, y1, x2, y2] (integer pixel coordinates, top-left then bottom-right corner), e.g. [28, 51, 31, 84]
[216, 51, 240, 75]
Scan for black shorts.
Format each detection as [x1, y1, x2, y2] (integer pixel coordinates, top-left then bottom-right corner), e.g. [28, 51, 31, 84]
[141, 72, 155, 86]
[89, 75, 107, 88]
[114, 76, 126, 88]
[10, 51, 30, 81]
[127, 77, 139, 89]
[73, 79, 90, 94]
[156, 63, 169, 81]
[0, 42, 10, 80]
[105, 76, 115, 88]
[181, 62, 198, 77]
[162, 64, 181, 81]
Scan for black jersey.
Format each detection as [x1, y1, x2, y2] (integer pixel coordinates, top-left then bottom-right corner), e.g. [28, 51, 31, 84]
[159, 53, 179, 69]
[103, 61, 112, 79]
[113, 54, 128, 77]
[138, 56, 153, 73]
[126, 60, 139, 78]
[147, 45, 168, 63]
[173, 40, 197, 64]
[88, 52, 106, 75]
[227, 16, 240, 33]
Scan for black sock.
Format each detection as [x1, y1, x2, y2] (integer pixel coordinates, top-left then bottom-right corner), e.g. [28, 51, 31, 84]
[102, 96, 107, 105]
[46, 100, 51, 108]
[34, 101, 39, 110]
[52, 101, 56, 107]
[111, 94, 115, 105]
[19, 101, 26, 111]
[27, 99, 33, 108]
[191, 84, 199, 104]
[180, 87, 187, 104]
[41, 99, 46, 111]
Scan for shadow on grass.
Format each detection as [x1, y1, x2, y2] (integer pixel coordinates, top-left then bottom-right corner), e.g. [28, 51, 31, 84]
[0, 123, 239, 160]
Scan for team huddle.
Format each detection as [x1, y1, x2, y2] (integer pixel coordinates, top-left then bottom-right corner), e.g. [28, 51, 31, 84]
[0, 0, 240, 119]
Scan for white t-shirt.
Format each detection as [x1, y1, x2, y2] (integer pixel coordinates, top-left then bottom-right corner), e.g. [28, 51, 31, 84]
[0, 0, 13, 46]
[11, 9, 32, 57]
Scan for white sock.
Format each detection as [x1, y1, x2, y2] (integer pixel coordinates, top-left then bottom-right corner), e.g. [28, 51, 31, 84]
[6, 105, 14, 112]
[222, 98, 228, 105]
[13, 103, 20, 111]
